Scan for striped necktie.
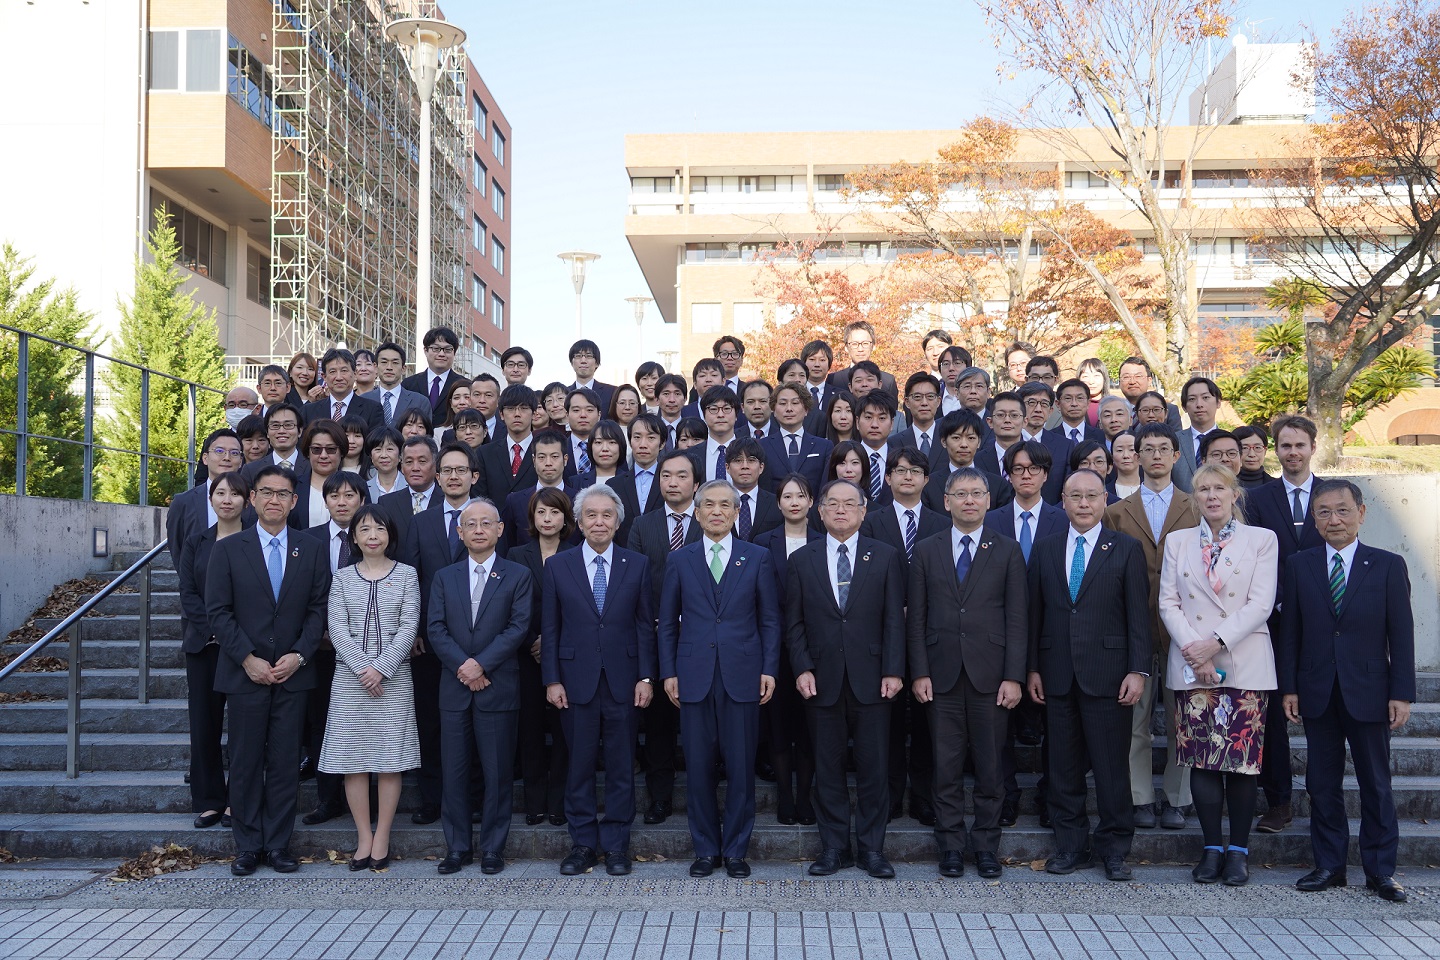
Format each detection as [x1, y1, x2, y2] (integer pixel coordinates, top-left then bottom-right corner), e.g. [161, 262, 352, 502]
[903, 509, 917, 559]
[1329, 553, 1346, 612]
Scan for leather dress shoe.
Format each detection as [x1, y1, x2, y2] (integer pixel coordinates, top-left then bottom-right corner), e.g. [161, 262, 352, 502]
[754, 760, 777, 782]
[1046, 850, 1093, 875]
[1016, 726, 1042, 746]
[548, 813, 567, 826]
[302, 804, 343, 826]
[480, 852, 505, 874]
[525, 813, 546, 826]
[1102, 856, 1133, 881]
[1221, 850, 1249, 886]
[796, 807, 817, 826]
[776, 806, 798, 826]
[910, 801, 936, 826]
[560, 845, 599, 876]
[939, 852, 965, 877]
[858, 852, 895, 879]
[690, 855, 722, 877]
[605, 852, 632, 876]
[725, 858, 751, 878]
[370, 854, 390, 871]
[221, 813, 232, 828]
[1256, 803, 1292, 833]
[267, 849, 299, 873]
[809, 848, 853, 876]
[1133, 803, 1157, 829]
[1035, 797, 1051, 828]
[230, 851, 260, 876]
[1159, 803, 1186, 830]
[643, 800, 672, 824]
[1366, 874, 1407, 902]
[998, 796, 1019, 827]
[974, 852, 1002, 879]
[1296, 867, 1347, 891]
[411, 805, 440, 825]
[349, 855, 371, 872]
[437, 851, 472, 875]
[193, 811, 223, 829]
[1192, 849, 1223, 883]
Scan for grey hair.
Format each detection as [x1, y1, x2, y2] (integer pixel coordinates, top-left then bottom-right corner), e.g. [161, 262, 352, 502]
[573, 483, 625, 524]
[1098, 395, 1131, 413]
[459, 497, 500, 521]
[956, 366, 991, 387]
[694, 479, 739, 508]
[944, 466, 991, 495]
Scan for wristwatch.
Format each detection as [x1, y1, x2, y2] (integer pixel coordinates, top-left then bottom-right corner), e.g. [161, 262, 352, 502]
[294, 653, 308, 667]
[639, 678, 653, 685]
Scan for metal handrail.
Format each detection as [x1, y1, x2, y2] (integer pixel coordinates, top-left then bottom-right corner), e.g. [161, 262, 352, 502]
[0, 540, 168, 778]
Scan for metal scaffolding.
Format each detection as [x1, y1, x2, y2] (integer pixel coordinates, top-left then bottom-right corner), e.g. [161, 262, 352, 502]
[268, 0, 471, 364]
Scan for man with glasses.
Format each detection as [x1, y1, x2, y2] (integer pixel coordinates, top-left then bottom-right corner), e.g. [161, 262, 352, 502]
[567, 339, 616, 413]
[242, 404, 309, 484]
[1024, 355, 1065, 429]
[897, 373, 946, 472]
[167, 429, 246, 565]
[954, 367, 993, 417]
[1003, 342, 1036, 390]
[1200, 430, 1242, 472]
[828, 320, 898, 399]
[302, 348, 384, 432]
[1117, 356, 1182, 429]
[402, 327, 463, 415]
[1017, 382, 1072, 503]
[1103, 423, 1197, 832]
[362, 342, 430, 428]
[713, 336, 745, 393]
[499, 346, 533, 386]
[1054, 378, 1102, 447]
[256, 365, 292, 418]
[207, 464, 331, 875]
[223, 386, 260, 430]
[975, 392, 1025, 479]
[686, 385, 741, 484]
[937, 346, 975, 415]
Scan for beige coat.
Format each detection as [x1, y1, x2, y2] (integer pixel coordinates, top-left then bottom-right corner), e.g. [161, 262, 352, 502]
[1159, 523, 1279, 692]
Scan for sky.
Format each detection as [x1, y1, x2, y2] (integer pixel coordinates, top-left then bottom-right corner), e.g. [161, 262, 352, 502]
[440, 0, 1360, 385]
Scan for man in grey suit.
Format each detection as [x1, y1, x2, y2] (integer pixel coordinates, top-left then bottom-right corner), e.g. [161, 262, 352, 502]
[1172, 376, 1224, 493]
[363, 341, 432, 427]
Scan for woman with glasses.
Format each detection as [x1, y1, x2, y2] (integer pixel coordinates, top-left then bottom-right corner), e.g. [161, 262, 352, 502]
[606, 384, 644, 431]
[1068, 441, 1120, 504]
[290, 420, 346, 529]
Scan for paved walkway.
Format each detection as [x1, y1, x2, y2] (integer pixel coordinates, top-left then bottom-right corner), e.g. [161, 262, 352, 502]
[1, 860, 1437, 958]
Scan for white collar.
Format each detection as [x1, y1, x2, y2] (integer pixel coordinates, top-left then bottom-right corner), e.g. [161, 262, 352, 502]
[582, 541, 615, 568]
[1327, 539, 1359, 569]
[1283, 474, 1314, 496]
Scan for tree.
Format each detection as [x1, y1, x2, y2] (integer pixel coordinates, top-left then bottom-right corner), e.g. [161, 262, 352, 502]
[0, 244, 95, 499]
[96, 213, 231, 505]
[979, 0, 1240, 391]
[1250, 0, 1440, 466]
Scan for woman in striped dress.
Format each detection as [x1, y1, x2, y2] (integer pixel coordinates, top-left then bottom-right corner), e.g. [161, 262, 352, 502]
[320, 503, 421, 871]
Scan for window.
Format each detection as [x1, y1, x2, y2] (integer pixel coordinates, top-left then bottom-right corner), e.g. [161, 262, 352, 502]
[472, 94, 487, 132]
[630, 176, 674, 193]
[691, 302, 721, 334]
[185, 30, 222, 92]
[733, 302, 764, 335]
[472, 155, 486, 194]
[471, 275, 486, 312]
[493, 126, 505, 166]
[815, 174, 847, 191]
[151, 192, 227, 286]
[491, 238, 505, 274]
[227, 35, 273, 127]
[150, 31, 179, 90]
[492, 294, 505, 330]
[492, 183, 505, 220]
[472, 216, 485, 251]
[246, 247, 270, 306]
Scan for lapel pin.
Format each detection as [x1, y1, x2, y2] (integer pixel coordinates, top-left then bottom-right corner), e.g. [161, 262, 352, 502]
[290, 548, 300, 558]
[980, 542, 989, 550]
[734, 560, 743, 567]
[1100, 543, 1111, 551]
[1225, 558, 1232, 566]
[490, 571, 500, 579]
[862, 552, 871, 561]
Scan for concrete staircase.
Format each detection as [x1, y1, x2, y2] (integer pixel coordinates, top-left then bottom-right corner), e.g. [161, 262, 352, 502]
[3, 549, 1440, 866]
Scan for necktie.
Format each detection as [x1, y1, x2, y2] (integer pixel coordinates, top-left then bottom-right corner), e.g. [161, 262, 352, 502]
[920, 432, 931, 458]
[577, 440, 591, 473]
[1019, 510, 1034, 563]
[412, 490, 425, 514]
[383, 392, 394, 424]
[903, 509, 916, 559]
[333, 400, 345, 420]
[471, 564, 485, 623]
[1070, 427, 1081, 444]
[1069, 535, 1087, 601]
[429, 375, 441, 407]
[1195, 433, 1205, 467]
[738, 493, 752, 541]
[278, 458, 292, 471]
[511, 443, 522, 477]
[954, 534, 973, 586]
[810, 386, 821, 405]
[670, 513, 685, 551]
[754, 427, 764, 440]
[267, 536, 284, 602]
[1329, 553, 1346, 612]
[709, 542, 724, 583]
[715, 445, 727, 481]
[1291, 487, 1305, 534]
[869, 452, 882, 500]
[592, 556, 608, 614]
[337, 530, 352, 569]
[787, 434, 800, 457]
[836, 543, 851, 610]
[447, 508, 461, 558]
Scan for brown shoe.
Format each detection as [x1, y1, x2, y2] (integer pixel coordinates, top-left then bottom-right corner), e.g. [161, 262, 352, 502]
[1256, 803, 1292, 833]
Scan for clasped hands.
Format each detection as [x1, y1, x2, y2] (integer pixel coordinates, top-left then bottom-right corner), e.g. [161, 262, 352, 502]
[457, 658, 489, 692]
[1181, 636, 1224, 685]
[243, 653, 301, 685]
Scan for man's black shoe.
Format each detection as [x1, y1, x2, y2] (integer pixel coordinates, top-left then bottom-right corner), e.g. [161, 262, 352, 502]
[689, 855, 721, 877]
[1037, 800, 1052, 829]
[809, 848, 852, 876]
[437, 851, 472, 875]
[548, 813, 567, 826]
[938, 852, 964, 878]
[560, 846, 598, 875]
[999, 796, 1019, 827]
[267, 849, 299, 873]
[1016, 726, 1042, 746]
[411, 805, 440, 825]
[754, 760, 776, 782]
[975, 852, 1002, 879]
[910, 800, 936, 826]
[1045, 850, 1093, 875]
[480, 852, 505, 874]
[1366, 874, 1407, 902]
[858, 852, 894, 879]
[525, 813, 546, 826]
[302, 804, 343, 826]
[643, 800, 672, 824]
[725, 858, 751, 878]
[230, 851, 260, 876]
[298, 755, 315, 782]
[1296, 867, 1347, 891]
[606, 852, 632, 876]
[1102, 856, 1133, 881]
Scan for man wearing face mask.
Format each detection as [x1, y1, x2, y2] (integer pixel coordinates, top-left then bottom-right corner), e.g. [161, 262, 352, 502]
[224, 387, 261, 430]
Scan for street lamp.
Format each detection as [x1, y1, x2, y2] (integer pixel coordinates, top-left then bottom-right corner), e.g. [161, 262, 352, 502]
[625, 295, 653, 326]
[387, 16, 467, 374]
[557, 251, 601, 340]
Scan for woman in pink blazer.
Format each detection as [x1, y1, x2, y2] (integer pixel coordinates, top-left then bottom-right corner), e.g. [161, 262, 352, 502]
[1159, 463, 1279, 888]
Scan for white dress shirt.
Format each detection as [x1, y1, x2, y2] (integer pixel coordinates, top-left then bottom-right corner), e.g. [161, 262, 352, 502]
[375, 385, 403, 421]
[705, 436, 736, 481]
[1013, 497, 1042, 532]
[702, 533, 733, 573]
[1060, 420, 1088, 444]
[892, 499, 922, 532]
[326, 391, 356, 419]
[428, 371, 448, 399]
[582, 542, 615, 591]
[504, 432, 534, 463]
[941, 391, 963, 415]
[203, 478, 217, 528]
[666, 506, 695, 541]
[910, 424, 936, 452]
[308, 482, 330, 528]
[1283, 474, 1315, 517]
[825, 532, 860, 606]
[326, 519, 347, 573]
[863, 441, 889, 478]
[409, 484, 437, 512]
[272, 448, 300, 471]
[1326, 538, 1359, 582]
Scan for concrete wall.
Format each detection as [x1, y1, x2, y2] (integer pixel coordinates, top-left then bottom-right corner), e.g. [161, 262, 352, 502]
[1350, 476, 1440, 671]
[0, 495, 165, 637]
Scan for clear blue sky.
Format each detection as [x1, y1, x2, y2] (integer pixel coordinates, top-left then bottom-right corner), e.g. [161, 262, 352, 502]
[442, 0, 1359, 384]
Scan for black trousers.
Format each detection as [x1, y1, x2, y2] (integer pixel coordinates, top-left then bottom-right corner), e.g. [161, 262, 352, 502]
[887, 689, 932, 810]
[642, 692, 680, 805]
[930, 673, 1009, 853]
[560, 676, 639, 853]
[226, 685, 308, 853]
[412, 646, 444, 810]
[185, 646, 227, 814]
[304, 647, 342, 809]
[807, 683, 890, 855]
[517, 649, 568, 816]
[681, 663, 760, 859]
[1257, 626, 1293, 807]
[1002, 691, 1048, 803]
[1304, 681, 1398, 877]
[1045, 685, 1134, 859]
[439, 705, 517, 855]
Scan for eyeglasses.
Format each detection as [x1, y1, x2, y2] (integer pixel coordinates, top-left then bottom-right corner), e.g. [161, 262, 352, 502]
[704, 404, 732, 414]
[254, 488, 294, 501]
[438, 466, 474, 477]
[716, 351, 741, 360]
[1314, 508, 1355, 521]
[1023, 398, 1052, 409]
[1026, 372, 1058, 382]
[308, 445, 340, 455]
[268, 421, 299, 432]
[1064, 492, 1106, 503]
[889, 467, 926, 478]
[460, 519, 499, 530]
[822, 500, 865, 510]
[209, 446, 242, 459]
[845, 339, 873, 348]
[1138, 444, 1174, 456]
[1010, 464, 1046, 476]
[906, 392, 939, 402]
[571, 352, 596, 361]
[425, 344, 455, 354]
[989, 411, 1022, 421]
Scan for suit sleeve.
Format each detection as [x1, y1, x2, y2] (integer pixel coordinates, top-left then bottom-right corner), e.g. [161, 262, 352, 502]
[657, 557, 682, 681]
[881, 549, 906, 679]
[905, 545, 931, 680]
[374, 566, 421, 679]
[475, 568, 533, 671]
[1276, 562, 1300, 698]
[1386, 555, 1417, 703]
[177, 534, 208, 633]
[1026, 545, 1044, 675]
[205, 539, 254, 667]
[1158, 535, 1204, 651]
[539, 560, 561, 687]
[756, 551, 781, 678]
[165, 496, 186, 567]
[1122, 539, 1151, 677]
[784, 559, 815, 676]
[1002, 544, 1028, 683]
[295, 548, 331, 662]
[426, 571, 466, 675]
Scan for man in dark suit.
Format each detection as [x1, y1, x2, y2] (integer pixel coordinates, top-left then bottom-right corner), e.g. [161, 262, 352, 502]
[567, 339, 616, 413]
[1052, 379, 1104, 448]
[475, 385, 538, 502]
[1280, 480, 1415, 902]
[735, 380, 776, 441]
[909, 467, 1028, 879]
[256, 365, 292, 419]
[502, 430, 568, 551]
[974, 392, 1024, 481]
[854, 392, 899, 509]
[1016, 382, 1072, 504]
[1117, 356, 1182, 430]
[167, 429, 244, 566]
[800, 339, 836, 434]
[300, 348, 384, 432]
[401, 327, 462, 413]
[377, 436, 442, 551]
[759, 382, 832, 494]
[205, 464, 331, 875]
[924, 410, 1014, 513]
[363, 341, 431, 427]
[1245, 414, 1325, 834]
[827, 322, 898, 399]
[726, 439, 781, 542]
[626, 449, 702, 824]
[607, 414, 665, 544]
[240, 405, 308, 484]
[658, 479, 781, 879]
[786, 479, 906, 878]
[1026, 469, 1150, 881]
[426, 498, 533, 876]
[541, 485, 657, 877]
[895, 373, 947, 472]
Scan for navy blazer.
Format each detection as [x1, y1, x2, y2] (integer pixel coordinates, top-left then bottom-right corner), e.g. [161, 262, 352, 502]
[758, 430, 832, 495]
[167, 484, 211, 568]
[240, 451, 309, 487]
[983, 500, 1068, 555]
[922, 464, 1014, 514]
[401, 370, 460, 412]
[301, 393, 385, 433]
[425, 555, 533, 712]
[1245, 478, 1325, 607]
[205, 525, 331, 695]
[1277, 543, 1416, 723]
[378, 484, 442, 550]
[607, 468, 663, 544]
[753, 525, 824, 608]
[177, 527, 218, 654]
[978, 435, 1069, 504]
[859, 502, 950, 582]
[1050, 421, 1104, 447]
[657, 538, 782, 702]
[474, 435, 537, 503]
[540, 545, 657, 704]
[735, 487, 782, 542]
[401, 500, 468, 635]
[627, 508, 704, 613]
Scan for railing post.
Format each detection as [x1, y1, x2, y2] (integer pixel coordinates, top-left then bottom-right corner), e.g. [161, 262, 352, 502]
[15, 333, 28, 496]
[83, 353, 95, 501]
[66, 626, 80, 779]
[138, 564, 151, 705]
[138, 370, 150, 507]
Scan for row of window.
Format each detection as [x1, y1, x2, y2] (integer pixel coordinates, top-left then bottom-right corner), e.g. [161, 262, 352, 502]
[471, 94, 506, 167]
[469, 276, 505, 329]
[150, 29, 222, 92]
[151, 191, 227, 285]
[634, 174, 821, 194]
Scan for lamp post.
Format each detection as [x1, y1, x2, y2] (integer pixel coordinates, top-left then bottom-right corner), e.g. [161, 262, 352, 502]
[625, 295, 652, 326]
[557, 251, 601, 340]
[387, 16, 467, 374]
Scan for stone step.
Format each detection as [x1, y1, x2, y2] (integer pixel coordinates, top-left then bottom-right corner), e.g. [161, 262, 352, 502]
[0, 699, 192, 735]
[0, 668, 186, 701]
[0, 640, 185, 671]
[96, 568, 180, 591]
[2, 811, 1437, 865]
[113, 551, 174, 571]
[92, 592, 181, 617]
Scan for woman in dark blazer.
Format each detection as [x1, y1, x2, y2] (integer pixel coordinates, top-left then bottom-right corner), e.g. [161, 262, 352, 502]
[754, 473, 823, 825]
[176, 470, 250, 828]
[507, 487, 579, 827]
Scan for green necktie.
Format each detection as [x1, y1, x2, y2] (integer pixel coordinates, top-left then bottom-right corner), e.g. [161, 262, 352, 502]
[1330, 553, 1346, 612]
[709, 542, 725, 583]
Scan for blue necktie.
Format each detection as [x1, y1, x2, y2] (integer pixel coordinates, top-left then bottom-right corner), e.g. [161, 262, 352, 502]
[715, 444, 727, 481]
[738, 493, 752, 541]
[835, 543, 851, 610]
[577, 440, 591, 474]
[382, 392, 394, 425]
[592, 556, 608, 615]
[869, 452, 882, 500]
[1019, 511, 1033, 563]
[903, 509, 917, 559]
[954, 534, 972, 585]
[1069, 535, 1087, 601]
[447, 507, 461, 559]
[267, 536, 283, 602]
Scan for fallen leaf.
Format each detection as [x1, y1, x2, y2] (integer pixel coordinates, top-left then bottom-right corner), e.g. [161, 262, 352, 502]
[1029, 859, 1046, 871]
[108, 843, 213, 881]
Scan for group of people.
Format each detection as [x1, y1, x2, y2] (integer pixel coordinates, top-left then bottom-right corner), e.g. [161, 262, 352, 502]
[173, 323, 1415, 900]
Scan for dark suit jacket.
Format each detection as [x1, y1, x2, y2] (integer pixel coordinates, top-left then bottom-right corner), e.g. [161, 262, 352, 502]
[1103, 488, 1199, 656]
[1049, 421, 1104, 447]
[474, 435, 537, 503]
[859, 502, 950, 583]
[178, 527, 218, 653]
[894, 424, 949, 473]
[167, 484, 211, 568]
[540, 545, 657, 704]
[1278, 543, 1416, 723]
[1026, 526, 1151, 698]
[828, 366, 899, 400]
[605, 469, 662, 546]
[907, 529, 1028, 695]
[784, 536, 906, 706]
[983, 501, 1067, 552]
[205, 525, 331, 695]
[240, 451, 309, 486]
[378, 485, 442, 551]
[509, 539, 578, 650]
[400, 500, 470, 636]
[735, 487, 782, 542]
[402, 370, 460, 412]
[627, 508, 703, 615]
[301, 394, 384, 433]
[1245, 478, 1325, 608]
[284, 479, 329, 531]
[758, 430, 833, 494]
[425, 555, 533, 712]
[657, 538, 781, 702]
[922, 464, 1014, 514]
[1030, 430, 1074, 503]
[360, 386, 430, 427]
[753, 526, 824, 608]
[572, 381, 616, 414]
